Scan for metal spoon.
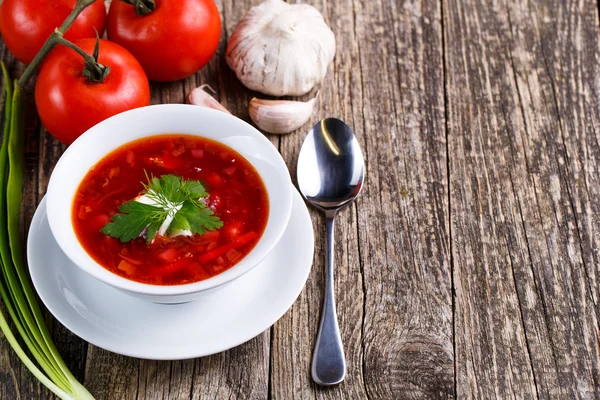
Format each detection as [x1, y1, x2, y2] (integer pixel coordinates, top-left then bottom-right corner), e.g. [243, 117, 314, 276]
[297, 118, 365, 386]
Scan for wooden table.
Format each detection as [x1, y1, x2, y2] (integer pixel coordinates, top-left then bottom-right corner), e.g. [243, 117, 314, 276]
[1, 0, 599, 398]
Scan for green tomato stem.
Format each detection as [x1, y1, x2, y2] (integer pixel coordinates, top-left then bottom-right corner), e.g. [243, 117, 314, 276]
[55, 36, 95, 63]
[55, 36, 111, 84]
[16, 0, 98, 88]
[120, 0, 156, 16]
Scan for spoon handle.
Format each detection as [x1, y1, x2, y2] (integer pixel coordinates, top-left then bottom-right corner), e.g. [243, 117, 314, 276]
[311, 213, 346, 386]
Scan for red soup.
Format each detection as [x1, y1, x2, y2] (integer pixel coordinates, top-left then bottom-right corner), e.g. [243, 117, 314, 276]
[72, 134, 269, 285]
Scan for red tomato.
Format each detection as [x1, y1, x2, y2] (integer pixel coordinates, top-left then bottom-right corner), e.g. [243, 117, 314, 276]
[107, 0, 221, 82]
[0, 0, 106, 64]
[89, 214, 111, 232]
[223, 221, 244, 240]
[156, 248, 181, 263]
[204, 172, 224, 188]
[35, 38, 150, 145]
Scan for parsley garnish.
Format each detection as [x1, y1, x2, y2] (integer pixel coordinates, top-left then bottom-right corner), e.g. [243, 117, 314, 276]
[101, 174, 223, 244]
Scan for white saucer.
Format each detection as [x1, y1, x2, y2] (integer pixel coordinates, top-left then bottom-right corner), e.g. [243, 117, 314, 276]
[27, 188, 314, 360]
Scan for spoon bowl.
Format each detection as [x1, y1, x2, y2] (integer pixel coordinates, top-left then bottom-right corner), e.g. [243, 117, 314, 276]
[297, 119, 364, 213]
[297, 118, 365, 386]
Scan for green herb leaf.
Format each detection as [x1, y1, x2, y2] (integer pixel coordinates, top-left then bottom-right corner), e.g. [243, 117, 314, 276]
[183, 180, 208, 200]
[102, 173, 221, 243]
[145, 220, 163, 245]
[101, 202, 167, 243]
[168, 200, 223, 235]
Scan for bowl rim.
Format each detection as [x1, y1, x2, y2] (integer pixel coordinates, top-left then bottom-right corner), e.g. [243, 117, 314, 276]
[46, 104, 293, 297]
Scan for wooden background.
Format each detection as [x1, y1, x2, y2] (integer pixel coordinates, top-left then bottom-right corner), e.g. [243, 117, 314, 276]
[0, 0, 599, 398]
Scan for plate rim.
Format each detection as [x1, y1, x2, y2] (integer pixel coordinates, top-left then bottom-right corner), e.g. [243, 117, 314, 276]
[27, 187, 314, 360]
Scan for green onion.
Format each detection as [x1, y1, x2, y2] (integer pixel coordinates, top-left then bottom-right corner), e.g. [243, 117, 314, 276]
[0, 64, 94, 399]
[0, 1, 114, 397]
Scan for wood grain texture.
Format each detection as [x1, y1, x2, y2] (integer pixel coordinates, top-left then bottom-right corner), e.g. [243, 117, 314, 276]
[352, 0, 453, 398]
[510, 0, 600, 395]
[273, 0, 453, 398]
[444, 0, 600, 398]
[1, 0, 600, 398]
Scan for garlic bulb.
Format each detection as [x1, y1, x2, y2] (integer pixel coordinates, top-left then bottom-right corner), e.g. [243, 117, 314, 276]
[188, 85, 231, 114]
[226, 0, 336, 96]
[249, 97, 316, 134]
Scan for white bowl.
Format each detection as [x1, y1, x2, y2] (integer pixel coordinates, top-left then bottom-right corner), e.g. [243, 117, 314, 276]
[46, 104, 293, 304]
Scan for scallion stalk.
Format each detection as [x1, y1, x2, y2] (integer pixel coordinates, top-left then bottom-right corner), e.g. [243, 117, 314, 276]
[0, 64, 94, 399]
[0, 0, 100, 397]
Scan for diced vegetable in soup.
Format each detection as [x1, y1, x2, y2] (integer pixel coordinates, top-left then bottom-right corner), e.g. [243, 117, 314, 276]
[72, 135, 269, 285]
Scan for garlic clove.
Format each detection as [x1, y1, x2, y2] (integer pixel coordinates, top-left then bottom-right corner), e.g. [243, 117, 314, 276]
[249, 97, 316, 134]
[226, 0, 336, 96]
[188, 85, 231, 114]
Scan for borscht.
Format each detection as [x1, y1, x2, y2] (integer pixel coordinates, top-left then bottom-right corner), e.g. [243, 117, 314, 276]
[72, 134, 269, 285]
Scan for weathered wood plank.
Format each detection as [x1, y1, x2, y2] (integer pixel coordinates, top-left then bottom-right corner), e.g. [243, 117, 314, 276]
[276, 0, 453, 398]
[444, 0, 552, 397]
[353, 0, 453, 397]
[190, 334, 270, 400]
[508, 0, 600, 395]
[444, 0, 600, 397]
[271, 0, 368, 397]
[84, 348, 139, 400]
[135, 359, 195, 400]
